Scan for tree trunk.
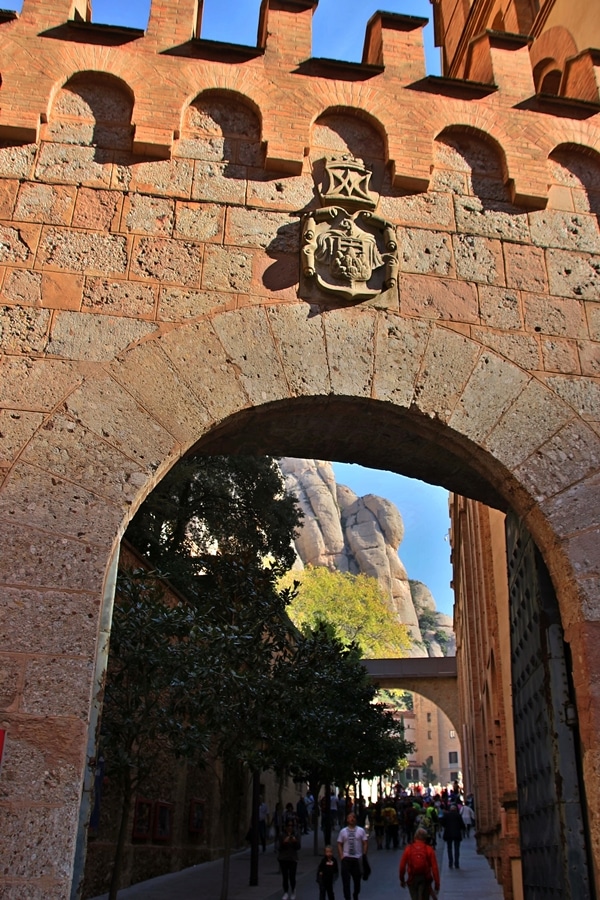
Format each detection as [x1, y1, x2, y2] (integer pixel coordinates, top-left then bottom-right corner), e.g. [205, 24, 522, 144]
[108, 779, 132, 900]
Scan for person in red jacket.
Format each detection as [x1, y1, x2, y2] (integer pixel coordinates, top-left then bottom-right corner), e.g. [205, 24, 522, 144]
[399, 828, 440, 900]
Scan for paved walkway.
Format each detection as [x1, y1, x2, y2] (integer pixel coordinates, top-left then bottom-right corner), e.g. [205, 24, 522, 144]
[90, 831, 504, 900]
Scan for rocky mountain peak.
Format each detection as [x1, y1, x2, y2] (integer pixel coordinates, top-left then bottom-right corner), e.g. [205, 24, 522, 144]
[279, 458, 455, 658]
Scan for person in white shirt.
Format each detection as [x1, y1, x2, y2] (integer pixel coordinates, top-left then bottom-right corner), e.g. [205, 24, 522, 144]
[337, 813, 368, 900]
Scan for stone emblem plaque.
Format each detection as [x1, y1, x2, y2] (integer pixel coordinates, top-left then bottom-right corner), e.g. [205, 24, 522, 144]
[301, 155, 398, 303]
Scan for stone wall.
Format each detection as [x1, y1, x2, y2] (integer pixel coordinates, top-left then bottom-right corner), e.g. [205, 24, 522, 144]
[0, 1, 598, 896]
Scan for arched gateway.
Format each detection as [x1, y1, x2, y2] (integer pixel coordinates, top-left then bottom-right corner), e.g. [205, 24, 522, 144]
[0, 1, 599, 896]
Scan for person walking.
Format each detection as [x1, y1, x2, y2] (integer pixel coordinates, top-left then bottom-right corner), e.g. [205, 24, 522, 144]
[337, 812, 368, 900]
[317, 844, 339, 900]
[278, 820, 300, 900]
[399, 827, 440, 900]
[460, 802, 475, 837]
[442, 804, 465, 869]
[258, 798, 269, 852]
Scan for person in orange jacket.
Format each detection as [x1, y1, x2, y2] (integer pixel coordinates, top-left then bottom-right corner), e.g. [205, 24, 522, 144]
[399, 827, 440, 900]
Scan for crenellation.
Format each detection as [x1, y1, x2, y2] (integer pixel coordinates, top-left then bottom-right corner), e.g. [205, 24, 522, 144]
[363, 13, 428, 84]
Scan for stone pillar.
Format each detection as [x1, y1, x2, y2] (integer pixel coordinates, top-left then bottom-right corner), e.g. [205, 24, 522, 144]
[146, 0, 202, 48]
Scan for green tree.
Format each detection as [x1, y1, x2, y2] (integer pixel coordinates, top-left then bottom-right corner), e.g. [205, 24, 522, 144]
[421, 755, 438, 786]
[282, 565, 411, 657]
[271, 622, 414, 852]
[100, 569, 208, 900]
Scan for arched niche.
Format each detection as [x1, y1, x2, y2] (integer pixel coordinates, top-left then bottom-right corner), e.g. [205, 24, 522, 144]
[548, 143, 600, 217]
[47, 71, 134, 151]
[176, 89, 263, 167]
[431, 126, 510, 203]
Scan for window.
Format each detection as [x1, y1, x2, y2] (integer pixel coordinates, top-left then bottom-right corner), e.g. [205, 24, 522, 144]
[427, 731, 432, 740]
[449, 751, 458, 764]
[449, 730, 456, 739]
[450, 771, 458, 782]
[427, 712, 432, 723]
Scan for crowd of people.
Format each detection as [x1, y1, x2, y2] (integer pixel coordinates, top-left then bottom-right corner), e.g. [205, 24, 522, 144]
[254, 785, 476, 900]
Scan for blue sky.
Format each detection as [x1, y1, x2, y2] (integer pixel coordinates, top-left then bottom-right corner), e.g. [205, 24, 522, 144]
[4, 1, 441, 72]
[4, 0, 453, 617]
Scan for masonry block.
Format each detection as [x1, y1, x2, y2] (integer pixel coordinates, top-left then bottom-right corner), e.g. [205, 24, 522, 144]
[258, 0, 317, 66]
[146, 0, 201, 49]
[363, 13, 427, 84]
[466, 31, 535, 102]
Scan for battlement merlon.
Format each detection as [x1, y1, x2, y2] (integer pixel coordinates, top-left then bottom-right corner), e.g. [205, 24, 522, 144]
[363, 13, 428, 83]
[20, 0, 90, 29]
[258, 0, 317, 65]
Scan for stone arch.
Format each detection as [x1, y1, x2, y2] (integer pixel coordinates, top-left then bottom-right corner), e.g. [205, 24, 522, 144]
[432, 125, 511, 201]
[3, 304, 599, 893]
[177, 87, 263, 166]
[46, 71, 134, 151]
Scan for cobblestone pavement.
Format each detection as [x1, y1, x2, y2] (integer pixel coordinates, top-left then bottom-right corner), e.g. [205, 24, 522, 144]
[90, 829, 504, 900]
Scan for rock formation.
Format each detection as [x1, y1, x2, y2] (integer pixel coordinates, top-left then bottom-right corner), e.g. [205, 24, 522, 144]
[279, 458, 455, 657]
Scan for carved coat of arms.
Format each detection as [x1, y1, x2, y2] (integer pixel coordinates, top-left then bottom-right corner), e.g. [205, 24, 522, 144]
[301, 156, 398, 302]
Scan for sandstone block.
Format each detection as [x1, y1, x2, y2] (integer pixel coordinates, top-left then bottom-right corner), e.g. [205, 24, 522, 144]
[0, 179, 19, 219]
[585, 302, 600, 341]
[529, 209, 600, 254]
[0, 222, 39, 266]
[267, 302, 330, 396]
[23, 656, 94, 719]
[453, 233, 505, 285]
[454, 196, 530, 242]
[0, 358, 82, 411]
[158, 319, 249, 422]
[108, 342, 212, 444]
[249, 251, 299, 302]
[322, 308, 377, 398]
[191, 161, 246, 205]
[226, 206, 299, 252]
[1, 269, 42, 306]
[0, 716, 83, 805]
[41, 272, 84, 310]
[201, 244, 253, 293]
[0, 802, 81, 886]
[546, 374, 600, 419]
[72, 188, 122, 232]
[546, 249, 600, 300]
[400, 228, 454, 277]
[174, 202, 224, 242]
[578, 340, 600, 377]
[126, 158, 193, 199]
[413, 326, 481, 421]
[82, 278, 155, 318]
[373, 314, 431, 407]
[377, 191, 455, 231]
[450, 351, 529, 444]
[173, 135, 234, 162]
[0, 522, 108, 590]
[14, 182, 76, 225]
[0, 410, 44, 467]
[130, 236, 202, 287]
[541, 477, 600, 540]
[471, 328, 540, 370]
[0, 656, 21, 711]
[1, 586, 99, 657]
[486, 378, 572, 467]
[541, 338, 580, 374]
[0, 143, 37, 179]
[122, 193, 174, 236]
[38, 228, 128, 275]
[246, 171, 315, 212]
[157, 287, 230, 321]
[0, 305, 50, 353]
[478, 285, 522, 330]
[503, 242, 548, 292]
[64, 376, 175, 470]
[399, 272, 478, 322]
[22, 411, 150, 506]
[523, 292, 587, 338]
[35, 143, 113, 188]
[47, 311, 156, 361]
[514, 420, 600, 502]
[0, 462, 123, 544]
[211, 306, 289, 405]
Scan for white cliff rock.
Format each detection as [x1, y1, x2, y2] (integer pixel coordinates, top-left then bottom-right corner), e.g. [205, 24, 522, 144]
[279, 458, 454, 657]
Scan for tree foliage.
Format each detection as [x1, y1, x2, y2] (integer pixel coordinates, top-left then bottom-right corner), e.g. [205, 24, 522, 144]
[283, 565, 411, 657]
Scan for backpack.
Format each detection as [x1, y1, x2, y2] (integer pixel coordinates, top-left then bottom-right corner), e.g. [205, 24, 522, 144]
[408, 842, 431, 879]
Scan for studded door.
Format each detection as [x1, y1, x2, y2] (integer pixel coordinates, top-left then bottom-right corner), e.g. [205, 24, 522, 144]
[506, 512, 593, 899]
